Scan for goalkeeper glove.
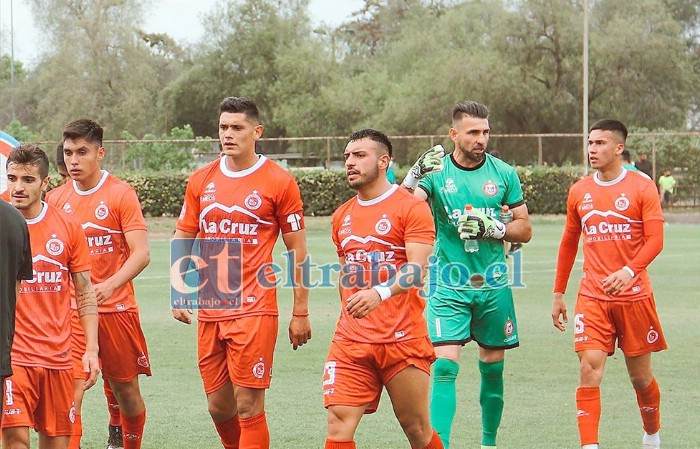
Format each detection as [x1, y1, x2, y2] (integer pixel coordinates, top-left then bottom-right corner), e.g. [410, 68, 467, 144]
[457, 208, 507, 240]
[402, 145, 445, 190]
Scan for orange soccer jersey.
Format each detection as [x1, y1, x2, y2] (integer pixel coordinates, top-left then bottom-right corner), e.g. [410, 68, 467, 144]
[555, 170, 664, 301]
[13, 203, 91, 370]
[46, 171, 147, 313]
[176, 156, 305, 322]
[331, 185, 435, 343]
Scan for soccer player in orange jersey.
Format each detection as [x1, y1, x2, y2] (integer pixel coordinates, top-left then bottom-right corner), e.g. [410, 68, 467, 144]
[46, 120, 151, 449]
[323, 129, 443, 449]
[2, 144, 99, 449]
[552, 119, 666, 449]
[172, 96, 311, 449]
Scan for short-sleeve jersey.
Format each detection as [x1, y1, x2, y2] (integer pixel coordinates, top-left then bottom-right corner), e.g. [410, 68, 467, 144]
[13, 203, 91, 369]
[560, 169, 663, 301]
[176, 155, 305, 322]
[45, 171, 147, 313]
[0, 201, 33, 377]
[418, 153, 524, 291]
[331, 185, 435, 343]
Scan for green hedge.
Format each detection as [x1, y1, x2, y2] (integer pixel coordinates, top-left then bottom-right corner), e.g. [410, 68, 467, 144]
[48, 166, 582, 217]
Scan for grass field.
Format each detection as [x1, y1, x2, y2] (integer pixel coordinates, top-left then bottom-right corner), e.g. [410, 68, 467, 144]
[74, 217, 700, 449]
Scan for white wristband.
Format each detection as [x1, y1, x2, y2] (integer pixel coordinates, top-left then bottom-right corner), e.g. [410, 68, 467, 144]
[402, 173, 419, 190]
[373, 285, 392, 301]
[622, 266, 635, 278]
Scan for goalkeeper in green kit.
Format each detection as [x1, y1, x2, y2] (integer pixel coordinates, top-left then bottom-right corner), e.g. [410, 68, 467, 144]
[403, 101, 532, 449]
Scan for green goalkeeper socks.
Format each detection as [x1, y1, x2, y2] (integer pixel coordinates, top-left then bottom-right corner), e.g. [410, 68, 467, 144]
[430, 358, 460, 449]
[479, 359, 505, 447]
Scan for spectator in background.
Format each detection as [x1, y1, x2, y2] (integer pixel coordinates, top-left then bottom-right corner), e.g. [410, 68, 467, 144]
[635, 152, 653, 178]
[622, 150, 651, 179]
[658, 169, 677, 208]
[387, 156, 397, 184]
[55, 141, 69, 184]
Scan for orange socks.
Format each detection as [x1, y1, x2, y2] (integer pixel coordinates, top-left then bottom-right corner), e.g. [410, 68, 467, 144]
[68, 414, 82, 449]
[214, 415, 241, 449]
[636, 377, 661, 434]
[104, 381, 122, 426]
[238, 412, 269, 449]
[122, 409, 146, 449]
[324, 440, 356, 449]
[417, 430, 445, 449]
[576, 386, 601, 446]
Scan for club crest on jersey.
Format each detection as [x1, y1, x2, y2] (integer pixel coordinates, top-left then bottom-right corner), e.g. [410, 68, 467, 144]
[375, 216, 392, 235]
[244, 191, 262, 210]
[204, 182, 216, 194]
[440, 177, 458, 194]
[95, 202, 109, 220]
[615, 194, 630, 211]
[482, 180, 498, 197]
[647, 328, 659, 344]
[504, 319, 514, 336]
[253, 358, 265, 379]
[46, 235, 65, 256]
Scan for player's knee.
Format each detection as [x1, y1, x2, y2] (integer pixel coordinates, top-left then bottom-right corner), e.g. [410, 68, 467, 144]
[628, 372, 654, 391]
[578, 361, 604, 386]
[398, 418, 432, 448]
[433, 358, 460, 382]
[326, 409, 356, 440]
[234, 390, 264, 418]
[3, 436, 30, 449]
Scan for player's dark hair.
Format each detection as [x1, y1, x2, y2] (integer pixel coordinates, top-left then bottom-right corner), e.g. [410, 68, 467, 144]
[63, 119, 104, 146]
[220, 96, 260, 122]
[590, 119, 628, 142]
[55, 141, 67, 170]
[348, 129, 393, 157]
[7, 144, 50, 179]
[452, 101, 489, 123]
[621, 149, 632, 163]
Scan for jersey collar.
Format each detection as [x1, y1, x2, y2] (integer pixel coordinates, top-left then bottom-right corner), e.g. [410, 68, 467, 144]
[25, 201, 48, 225]
[594, 168, 627, 186]
[73, 170, 109, 196]
[219, 155, 267, 178]
[450, 152, 487, 171]
[357, 184, 399, 207]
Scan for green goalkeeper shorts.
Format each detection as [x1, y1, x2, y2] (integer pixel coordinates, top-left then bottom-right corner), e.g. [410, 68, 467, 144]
[427, 285, 519, 350]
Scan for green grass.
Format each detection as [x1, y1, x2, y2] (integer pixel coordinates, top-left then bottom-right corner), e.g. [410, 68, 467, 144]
[75, 217, 700, 448]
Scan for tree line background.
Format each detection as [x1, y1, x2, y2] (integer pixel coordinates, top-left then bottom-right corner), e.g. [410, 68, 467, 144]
[1, 0, 700, 169]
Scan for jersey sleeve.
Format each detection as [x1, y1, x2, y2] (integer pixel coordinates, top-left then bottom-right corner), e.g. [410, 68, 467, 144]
[417, 173, 433, 198]
[176, 174, 202, 234]
[330, 210, 343, 257]
[640, 181, 664, 223]
[553, 186, 582, 293]
[276, 176, 305, 234]
[118, 187, 147, 233]
[403, 200, 436, 245]
[503, 167, 525, 208]
[68, 218, 91, 274]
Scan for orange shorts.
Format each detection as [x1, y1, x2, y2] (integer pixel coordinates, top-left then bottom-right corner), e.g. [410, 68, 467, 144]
[574, 294, 667, 356]
[70, 309, 88, 381]
[99, 312, 151, 382]
[323, 337, 436, 414]
[1, 366, 74, 436]
[198, 315, 278, 394]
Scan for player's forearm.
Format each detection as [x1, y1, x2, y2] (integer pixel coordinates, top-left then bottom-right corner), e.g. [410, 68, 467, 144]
[285, 236, 310, 315]
[105, 247, 151, 291]
[626, 219, 664, 276]
[553, 229, 580, 293]
[74, 271, 99, 351]
[504, 218, 532, 243]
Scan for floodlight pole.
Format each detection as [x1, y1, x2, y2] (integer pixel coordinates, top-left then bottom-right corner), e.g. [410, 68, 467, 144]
[582, 0, 589, 175]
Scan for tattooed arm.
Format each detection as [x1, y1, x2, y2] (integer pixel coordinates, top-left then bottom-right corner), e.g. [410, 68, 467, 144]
[73, 270, 100, 390]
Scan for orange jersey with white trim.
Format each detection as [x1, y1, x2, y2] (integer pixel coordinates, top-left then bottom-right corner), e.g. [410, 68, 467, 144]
[331, 185, 435, 343]
[563, 170, 663, 301]
[176, 156, 305, 321]
[13, 203, 91, 369]
[46, 171, 147, 313]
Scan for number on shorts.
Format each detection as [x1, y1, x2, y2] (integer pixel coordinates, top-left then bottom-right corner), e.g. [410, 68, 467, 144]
[5, 379, 12, 406]
[574, 313, 585, 334]
[323, 361, 336, 386]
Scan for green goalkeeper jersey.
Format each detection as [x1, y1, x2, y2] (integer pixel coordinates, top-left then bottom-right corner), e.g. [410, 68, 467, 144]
[418, 153, 524, 291]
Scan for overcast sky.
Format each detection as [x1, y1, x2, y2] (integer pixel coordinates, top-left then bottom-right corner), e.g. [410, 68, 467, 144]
[0, 0, 364, 67]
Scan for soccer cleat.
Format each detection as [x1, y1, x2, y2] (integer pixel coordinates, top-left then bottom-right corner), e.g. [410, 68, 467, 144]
[107, 424, 124, 449]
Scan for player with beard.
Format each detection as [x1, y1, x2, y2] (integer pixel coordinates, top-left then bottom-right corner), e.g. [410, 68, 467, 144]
[323, 129, 442, 449]
[403, 101, 532, 449]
